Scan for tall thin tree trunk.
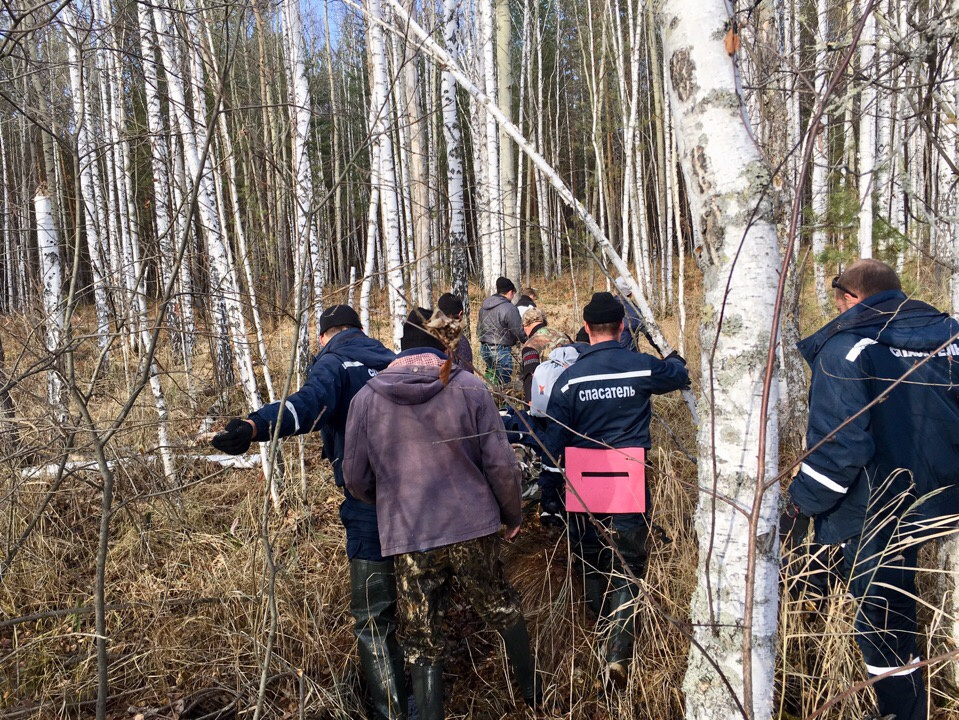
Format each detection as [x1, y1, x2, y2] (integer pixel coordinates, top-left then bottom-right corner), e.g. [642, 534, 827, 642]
[497, 0, 519, 282]
[64, 5, 111, 355]
[810, 0, 830, 311]
[36, 191, 64, 419]
[659, 3, 781, 719]
[480, 0, 503, 282]
[858, 2, 877, 258]
[281, 0, 322, 364]
[442, 0, 469, 309]
[368, 0, 407, 347]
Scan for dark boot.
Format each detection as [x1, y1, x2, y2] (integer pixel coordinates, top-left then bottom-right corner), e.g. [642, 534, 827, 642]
[873, 671, 926, 720]
[583, 569, 608, 617]
[350, 559, 408, 720]
[410, 661, 444, 720]
[499, 617, 541, 708]
[603, 581, 638, 690]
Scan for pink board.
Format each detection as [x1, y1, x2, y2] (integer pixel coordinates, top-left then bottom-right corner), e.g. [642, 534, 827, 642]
[564, 446, 646, 514]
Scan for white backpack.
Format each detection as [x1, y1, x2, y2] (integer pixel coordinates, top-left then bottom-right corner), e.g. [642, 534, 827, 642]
[529, 345, 581, 417]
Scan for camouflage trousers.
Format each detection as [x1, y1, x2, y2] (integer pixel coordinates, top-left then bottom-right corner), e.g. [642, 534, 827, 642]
[395, 534, 523, 665]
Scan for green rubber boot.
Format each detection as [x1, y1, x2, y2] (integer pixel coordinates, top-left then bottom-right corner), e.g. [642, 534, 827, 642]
[603, 581, 638, 690]
[410, 661, 444, 720]
[349, 559, 408, 720]
[499, 617, 542, 708]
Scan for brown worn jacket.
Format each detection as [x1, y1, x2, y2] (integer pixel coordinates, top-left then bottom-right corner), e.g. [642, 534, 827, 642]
[343, 351, 523, 556]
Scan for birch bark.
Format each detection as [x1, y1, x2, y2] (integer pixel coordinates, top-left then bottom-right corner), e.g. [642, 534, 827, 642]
[152, 2, 234, 386]
[497, 0, 520, 282]
[0, 128, 10, 312]
[659, 2, 781, 719]
[811, 0, 830, 311]
[368, 0, 407, 348]
[281, 0, 322, 363]
[136, 1, 179, 336]
[64, 5, 111, 355]
[36, 191, 65, 420]
[858, 4, 877, 258]
[399, 0, 432, 307]
[442, 0, 469, 309]
[479, 0, 503, 281]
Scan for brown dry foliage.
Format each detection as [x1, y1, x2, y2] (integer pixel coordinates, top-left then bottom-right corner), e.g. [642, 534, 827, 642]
[2, 267, 959, 719]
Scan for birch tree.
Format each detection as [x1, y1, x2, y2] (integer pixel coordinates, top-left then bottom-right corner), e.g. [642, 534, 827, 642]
[36, 190, 65, 420]
[368, 0, 407, 347]
[442, 0, 469, 309]
[810, 0, 831, 311]
[497, 0, 520, 282]
[282, 0, 323, 360]
[658, 2, 782, 718]
[64, 5, 111, 356]
[858, 4, 877, 259]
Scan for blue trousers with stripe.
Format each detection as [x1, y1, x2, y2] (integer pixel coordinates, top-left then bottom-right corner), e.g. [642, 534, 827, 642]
[843, 525, 926, 720]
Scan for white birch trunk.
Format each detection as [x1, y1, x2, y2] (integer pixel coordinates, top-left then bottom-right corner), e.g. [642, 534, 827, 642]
[810, 0, 830, 311]
[200, 20, 276, 403]
[480, 0, 503, 280]
[857, 3, 876, 259]
[399, 0, 432, 307]
[497, 0, 520, 282]
[170, 143, 196, 363]
[658, 3, 781, 719]
[281, 0, 322, 364]
[136, 1, 179, 336]
[442, 0, 469, 307]
[35, 191, 65, 420]
[64, 6, 111, 355]
[152, 2, 233, 386]
[0, 128, 11, 313]
[533, 0, 551, 278]
[368, 0, 407, 348]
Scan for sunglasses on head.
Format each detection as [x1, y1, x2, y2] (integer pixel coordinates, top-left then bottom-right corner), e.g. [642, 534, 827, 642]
[831, 275, 858, 298]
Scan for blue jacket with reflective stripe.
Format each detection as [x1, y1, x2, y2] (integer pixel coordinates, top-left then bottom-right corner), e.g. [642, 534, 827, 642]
[543, 341, 688, 454]
[789, 290, 959, 544]
[248, 329, 396, 487]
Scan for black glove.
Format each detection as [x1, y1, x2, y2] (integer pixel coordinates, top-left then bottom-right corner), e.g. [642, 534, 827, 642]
[664, 350, 686, 365]
[779, 502, 811, 550]
[212, 418, 255, 455]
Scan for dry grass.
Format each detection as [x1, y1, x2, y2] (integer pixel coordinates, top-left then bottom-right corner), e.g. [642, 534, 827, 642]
[2, 266, 959, 719]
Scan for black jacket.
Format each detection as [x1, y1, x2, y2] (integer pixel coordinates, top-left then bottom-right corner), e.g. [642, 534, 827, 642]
[789, 290, 959, 544]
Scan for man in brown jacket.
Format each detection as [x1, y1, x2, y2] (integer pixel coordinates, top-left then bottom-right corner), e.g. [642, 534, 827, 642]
[344, 308, 540, 719]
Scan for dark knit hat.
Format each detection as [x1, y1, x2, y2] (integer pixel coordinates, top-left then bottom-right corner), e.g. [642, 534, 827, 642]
[437, 292, 464, 317]
[583, 292, 625, 325]
[496, 276, 516, 294]
[401, 308, 447, 352]
[575, 326, 590, 343]
[319, 304, 362, 335]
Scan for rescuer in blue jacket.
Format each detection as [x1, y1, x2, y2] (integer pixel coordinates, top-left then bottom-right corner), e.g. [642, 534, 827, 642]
[542, 292, 688, 688]
[212, 305, 408, 720]
[787, 260, 959, 720]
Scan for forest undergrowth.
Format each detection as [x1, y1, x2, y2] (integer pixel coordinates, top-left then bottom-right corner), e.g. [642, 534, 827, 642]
[2, 267, 959, 719]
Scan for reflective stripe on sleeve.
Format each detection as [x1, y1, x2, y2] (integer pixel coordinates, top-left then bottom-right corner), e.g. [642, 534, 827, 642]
[866, 657, 921, 677]
[845, 338, 877, 362]
[800, 462, 848, 494]
[560, 370, 651, 393]
[284, 401, 301, 433]
[342, 361, 365, 368]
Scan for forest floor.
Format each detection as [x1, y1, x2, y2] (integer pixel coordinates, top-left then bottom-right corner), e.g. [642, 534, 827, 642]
[2, 266, 959, 718]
